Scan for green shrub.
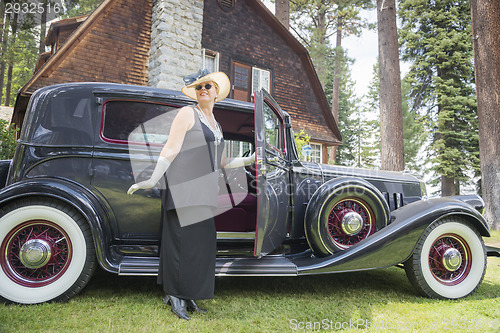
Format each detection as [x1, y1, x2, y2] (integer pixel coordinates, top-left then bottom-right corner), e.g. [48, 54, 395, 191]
[0, 120, 18, 160]
[294, 129, 311, 161]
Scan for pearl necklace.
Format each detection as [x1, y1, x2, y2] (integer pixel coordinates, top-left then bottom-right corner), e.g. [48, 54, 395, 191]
[195, 105, 223, 146]
[195, 105, 223, 171]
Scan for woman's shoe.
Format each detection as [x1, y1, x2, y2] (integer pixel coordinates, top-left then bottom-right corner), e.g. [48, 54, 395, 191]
[164, 295, 190, 320]
[185, 299, 208, 313]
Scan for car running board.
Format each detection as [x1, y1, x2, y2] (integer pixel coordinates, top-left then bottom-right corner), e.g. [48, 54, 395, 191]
[117, 255, 298, 276]
[116, 245, 500, 277]
[215, 255, 297, 276]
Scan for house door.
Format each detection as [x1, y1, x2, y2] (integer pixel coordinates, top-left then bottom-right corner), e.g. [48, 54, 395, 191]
[253, 90, 289, 258]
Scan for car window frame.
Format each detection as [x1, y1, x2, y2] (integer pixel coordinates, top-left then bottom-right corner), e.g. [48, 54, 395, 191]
[99, 98, 183, 147]
[262, 98, 286, 159]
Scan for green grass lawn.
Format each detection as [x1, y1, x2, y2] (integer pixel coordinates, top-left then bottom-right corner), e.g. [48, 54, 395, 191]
[1, 231, 499, 333]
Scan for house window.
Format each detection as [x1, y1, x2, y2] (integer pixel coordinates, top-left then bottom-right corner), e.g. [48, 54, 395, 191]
[227, 140, 252, 158]
[232, 62, 272, 102]
[252, 67, 271, 93]
[202, 49, 219, 73]
[309, 143, 322, 163]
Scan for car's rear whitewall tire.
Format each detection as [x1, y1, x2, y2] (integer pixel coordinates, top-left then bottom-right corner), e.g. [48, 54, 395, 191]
[404, 217, 486, 299]
[0, 199, 95, 304]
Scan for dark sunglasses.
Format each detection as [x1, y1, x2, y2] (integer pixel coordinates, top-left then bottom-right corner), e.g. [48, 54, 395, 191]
[195, 83, 213, 90]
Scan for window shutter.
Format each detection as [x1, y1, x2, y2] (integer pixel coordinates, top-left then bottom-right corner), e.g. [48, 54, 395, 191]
[252, 67, 271, 92]
[202, 49, 219, 72]
[261, 69, 270, 91]
[252, 67, 260, 93]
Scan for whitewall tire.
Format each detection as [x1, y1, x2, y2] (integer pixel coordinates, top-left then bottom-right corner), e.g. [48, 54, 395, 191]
[0, 199, 95, 304]
[404, 217, 486, 299]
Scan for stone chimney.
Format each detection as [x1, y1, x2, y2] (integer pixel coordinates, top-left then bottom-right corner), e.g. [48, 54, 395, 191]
[149, 0, 204, 90]
[275, 0, 289, 30]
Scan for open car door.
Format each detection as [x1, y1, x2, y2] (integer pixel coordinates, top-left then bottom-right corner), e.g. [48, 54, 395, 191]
[254, 90, 289, 258]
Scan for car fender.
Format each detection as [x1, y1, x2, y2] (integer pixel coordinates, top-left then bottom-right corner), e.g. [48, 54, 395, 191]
[294, 196, 490, 274]
[0, 177, 120, 273]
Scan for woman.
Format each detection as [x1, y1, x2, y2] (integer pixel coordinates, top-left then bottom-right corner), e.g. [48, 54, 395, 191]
[127, 70, 254, 320]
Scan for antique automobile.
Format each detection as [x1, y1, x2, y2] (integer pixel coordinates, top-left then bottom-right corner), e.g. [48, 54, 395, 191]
[0, 82, 498, 305]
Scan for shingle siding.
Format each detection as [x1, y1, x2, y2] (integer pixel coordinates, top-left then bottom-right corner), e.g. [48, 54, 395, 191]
[26, 0, 152, 94]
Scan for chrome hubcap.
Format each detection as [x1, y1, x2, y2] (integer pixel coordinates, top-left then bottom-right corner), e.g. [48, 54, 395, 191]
[19, 239, 52, 269]
[341, 212, 363, 236]
[442, 247, 462, 272]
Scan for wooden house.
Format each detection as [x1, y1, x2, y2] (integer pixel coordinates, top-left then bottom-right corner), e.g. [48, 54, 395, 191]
[13, 0, 341, 163]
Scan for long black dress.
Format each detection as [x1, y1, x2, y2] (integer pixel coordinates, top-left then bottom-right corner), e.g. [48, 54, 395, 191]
[157, 107, 224, 300]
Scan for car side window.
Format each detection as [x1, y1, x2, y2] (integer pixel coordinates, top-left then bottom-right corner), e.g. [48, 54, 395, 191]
[102, 100, 179, 145]
[28, 96, 93, 146]
[263, 102, 283, 156]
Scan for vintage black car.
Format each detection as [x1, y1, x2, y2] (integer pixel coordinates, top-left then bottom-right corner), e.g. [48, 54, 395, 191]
[0, 82, 498, 304]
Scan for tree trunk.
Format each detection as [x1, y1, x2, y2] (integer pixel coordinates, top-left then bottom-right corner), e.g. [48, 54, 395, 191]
[39, 0, 48, 54]
[275, 0, 289, 30]
[377, 0, 404, 171]
[4, 12, 17, 107]
[441, 175, 456, 196]
[314, 6, 327, 87]
[470, 0, 500, 230]
[329, 19, 343, 165]
[0, 3, 8, 105]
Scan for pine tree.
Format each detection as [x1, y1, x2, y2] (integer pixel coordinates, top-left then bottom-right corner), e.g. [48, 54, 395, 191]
[363, 61, 427, 171]
[377, 0, 404, 171]
[290, 0, 374, 163]
[325, 56, 357, 166]
[399, 0, 479, 196]
[325, 55, 377, 168]
[62, 0, 103, 18]
[11, 22, 39, 100]
[401, 78, 426, 172]
[470, 0, 500, 229]
[362, 62, 382, 168]
[0, 1, 39, 107]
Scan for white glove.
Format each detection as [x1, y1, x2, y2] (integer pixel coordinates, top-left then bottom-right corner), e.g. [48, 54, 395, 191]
[127, 156, 171, 195]
[224, 152, 255, 169]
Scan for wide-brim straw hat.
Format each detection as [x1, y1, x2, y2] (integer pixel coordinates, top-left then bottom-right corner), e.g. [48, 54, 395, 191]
[181, 70, 230, 102]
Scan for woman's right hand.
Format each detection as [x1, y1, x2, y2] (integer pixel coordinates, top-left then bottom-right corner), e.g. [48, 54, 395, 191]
[126, 107, 191, 196]
[127, 180, 155, 195]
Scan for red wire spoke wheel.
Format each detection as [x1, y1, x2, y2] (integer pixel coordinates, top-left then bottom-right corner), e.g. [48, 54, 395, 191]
[327, 198, 375, 250]
[304, 177, 390, 256]
[404, 217, 486, 299]
[1, 220, 72, 287]
[427, 234, 472, 286]
[0, 199, 95, 304]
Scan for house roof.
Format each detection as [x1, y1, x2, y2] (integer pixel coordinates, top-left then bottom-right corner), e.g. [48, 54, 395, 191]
[19, 0, 151, 97]
[20, 0, 112, 96]
[246, 0, 342, 144]
[44, 15, 88, 46]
